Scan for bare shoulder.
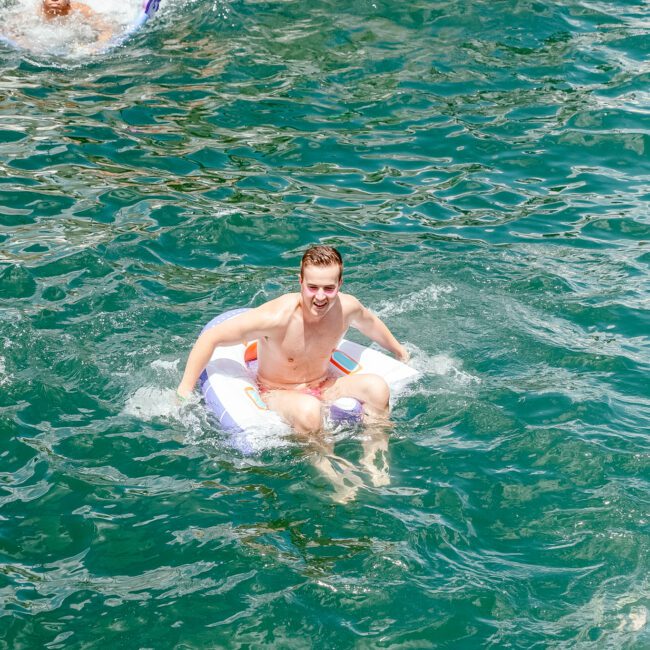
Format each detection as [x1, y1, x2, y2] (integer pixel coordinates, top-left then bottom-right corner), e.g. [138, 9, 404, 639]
[252, 293, 299, 327]
[205, 294, 297, 344]
[71, 2, 95, 17]
[338, 292, 364, 319]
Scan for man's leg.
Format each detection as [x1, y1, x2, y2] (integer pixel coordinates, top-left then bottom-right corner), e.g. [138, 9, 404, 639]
[323, 373, 392, 486]
[359, 428, 390, 486]
[262, 390, 323, 434]
[262, 389, 362, 502]
[322, 373, 390, 418]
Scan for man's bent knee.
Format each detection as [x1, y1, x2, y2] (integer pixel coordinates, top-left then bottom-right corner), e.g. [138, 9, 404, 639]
[328, 374, 390, 416]
[359, 374, 390, 410]
[293, 399, 323, 434]
[263, 391, 323, 434]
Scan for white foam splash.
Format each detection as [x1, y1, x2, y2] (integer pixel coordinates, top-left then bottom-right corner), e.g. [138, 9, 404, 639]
[0, 356, 9, 387]
[374, 284, 453, 318]
[229, 418, 293, 454]
[123, 383, 292, 454]
[150, 358, 180, 372]
[407, 345, 480, 386]
[1, 0, 145, 57]
[123, 386, 187, 420]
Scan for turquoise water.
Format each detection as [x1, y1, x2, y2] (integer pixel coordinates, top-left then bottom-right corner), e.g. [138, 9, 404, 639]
[1, 0, 649, 646]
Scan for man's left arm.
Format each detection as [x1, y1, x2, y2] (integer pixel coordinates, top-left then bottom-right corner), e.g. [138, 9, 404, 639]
[349, 299, 409, 362]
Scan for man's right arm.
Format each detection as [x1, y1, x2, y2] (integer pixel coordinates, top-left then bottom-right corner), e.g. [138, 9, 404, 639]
[176, 307, 275, 398]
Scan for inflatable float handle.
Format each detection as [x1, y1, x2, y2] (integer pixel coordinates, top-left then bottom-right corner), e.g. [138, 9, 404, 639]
[143, 0, 161, 17]
[330, 397, 363, 423]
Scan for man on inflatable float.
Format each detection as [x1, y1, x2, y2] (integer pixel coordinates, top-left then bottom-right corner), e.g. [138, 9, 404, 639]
[177, 245, 409, 435]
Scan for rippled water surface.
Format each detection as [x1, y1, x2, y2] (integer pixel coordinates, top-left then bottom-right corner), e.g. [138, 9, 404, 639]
[1, 0, 649, 647]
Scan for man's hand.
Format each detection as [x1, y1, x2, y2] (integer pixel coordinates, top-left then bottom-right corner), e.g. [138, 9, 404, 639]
[176, 385, 192, 401]
[395, 344, 410, 364]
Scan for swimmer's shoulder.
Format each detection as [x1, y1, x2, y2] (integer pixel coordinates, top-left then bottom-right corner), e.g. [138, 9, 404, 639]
[338, 292, 363, 315]
[71, 1, 96, 18]
[252, 293, 299, 328]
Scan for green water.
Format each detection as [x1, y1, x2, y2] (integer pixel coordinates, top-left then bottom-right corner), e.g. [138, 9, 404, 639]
[1, 0, 649, 647]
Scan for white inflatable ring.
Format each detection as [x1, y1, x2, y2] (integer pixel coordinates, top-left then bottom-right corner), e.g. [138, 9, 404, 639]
[199, 308, 419, 453]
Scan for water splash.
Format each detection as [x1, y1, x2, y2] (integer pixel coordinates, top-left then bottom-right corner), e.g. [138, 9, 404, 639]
[407, 343, 480, 386]
[0, 356, 9, 387]
[123, 385, 183, 420]
[374, 283, 453, 318]
[1, 0, 144, 57]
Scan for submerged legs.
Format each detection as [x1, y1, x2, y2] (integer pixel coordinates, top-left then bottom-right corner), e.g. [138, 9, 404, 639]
[309, 418, 391, 502]
[262, 377, 393, 502]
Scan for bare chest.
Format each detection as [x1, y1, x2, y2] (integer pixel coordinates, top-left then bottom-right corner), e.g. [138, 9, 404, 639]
[279, 317, 344, 362]
[257, 312, 347, 384]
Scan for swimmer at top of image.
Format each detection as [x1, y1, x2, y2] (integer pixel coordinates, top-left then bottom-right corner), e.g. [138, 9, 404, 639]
[2, 0, 115, 54]
[41, 0, 114, 47]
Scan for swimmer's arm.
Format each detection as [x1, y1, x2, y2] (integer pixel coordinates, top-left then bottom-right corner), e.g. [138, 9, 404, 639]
[349, 299, 409, 362]
[176, 307, 278, 398]
[2, 18, 26, 46]
[74, 2, 113, 44]
[2, 28, 28, 48]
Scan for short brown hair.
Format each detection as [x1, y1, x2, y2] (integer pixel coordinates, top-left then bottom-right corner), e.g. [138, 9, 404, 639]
[300, 245, 343, 279]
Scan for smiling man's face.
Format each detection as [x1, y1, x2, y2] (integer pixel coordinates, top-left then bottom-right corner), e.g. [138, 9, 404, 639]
[300, 263, 342, 319]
